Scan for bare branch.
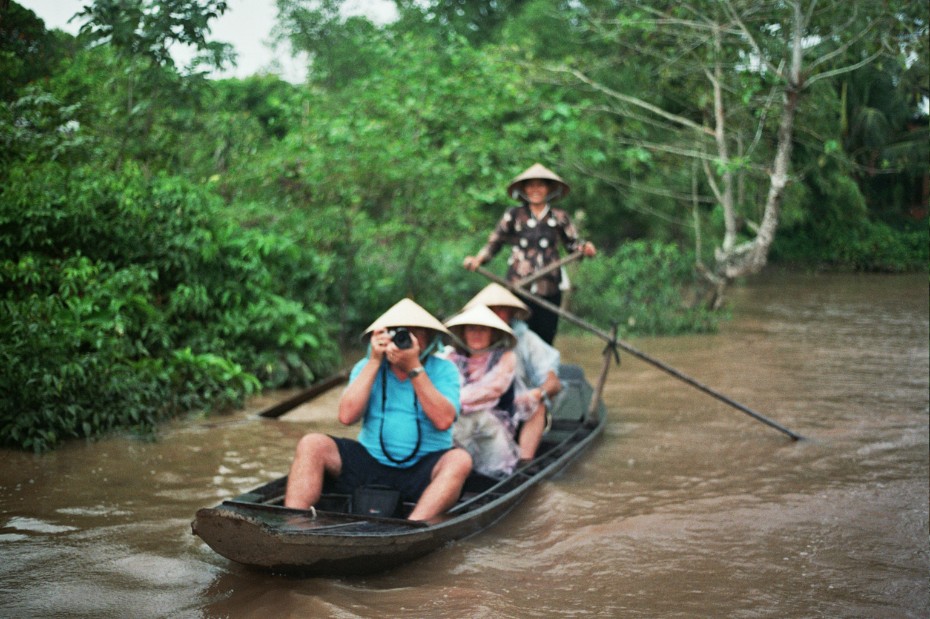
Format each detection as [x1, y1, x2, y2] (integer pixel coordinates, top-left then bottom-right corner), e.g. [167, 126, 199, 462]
[701, 157, 725, 205]
[570, 165, 697, 226]
[746, 59, 785, 158]
[721, 0, 782, 77]
[803, 0, 819, 25]
[632, 5, 714, 31]
[586, 104, 697, 135]
[806, 47, 884, 87]
[597, 175, 716, 209]
[550, 65, 715, 137]
[807, 11, 878, 72]
[617, 138, 721, 163]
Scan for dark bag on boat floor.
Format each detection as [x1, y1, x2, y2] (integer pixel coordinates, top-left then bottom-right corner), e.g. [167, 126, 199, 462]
[352, 485, 401, 517]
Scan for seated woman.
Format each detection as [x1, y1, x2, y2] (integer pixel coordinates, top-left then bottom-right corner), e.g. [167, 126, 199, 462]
[444, 305, 529, 478]
[463, 284, 561, 462]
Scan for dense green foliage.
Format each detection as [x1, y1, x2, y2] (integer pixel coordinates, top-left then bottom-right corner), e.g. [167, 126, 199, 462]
[0, 0, 925, 450]
[570, 242, 721, 337]
[1, 162, 338, 450]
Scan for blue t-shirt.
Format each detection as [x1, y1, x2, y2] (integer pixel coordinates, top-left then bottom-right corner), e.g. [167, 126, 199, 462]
[354, 354, 461, 468]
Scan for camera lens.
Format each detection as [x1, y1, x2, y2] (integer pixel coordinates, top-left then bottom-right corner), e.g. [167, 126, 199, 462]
[391, 328, 413, 350]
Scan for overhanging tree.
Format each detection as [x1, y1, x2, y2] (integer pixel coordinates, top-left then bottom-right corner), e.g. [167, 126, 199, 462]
[70, 0, 235, 169]
[547, 0, 922, 306]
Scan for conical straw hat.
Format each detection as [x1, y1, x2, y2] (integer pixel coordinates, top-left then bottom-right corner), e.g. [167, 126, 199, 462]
[362, 298, 451, 338]
[444, 304, 516, 350]
[506, 163, 570, 202]
[465, 283, 531, 321]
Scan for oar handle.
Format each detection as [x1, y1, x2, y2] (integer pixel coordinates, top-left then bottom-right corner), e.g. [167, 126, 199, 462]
[513, 251, 584, 290]
[474, 266, 804, 441]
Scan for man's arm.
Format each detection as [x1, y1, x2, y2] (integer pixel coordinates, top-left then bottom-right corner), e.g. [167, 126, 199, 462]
[338, 328, 391, 425]
[540, 369, 562, 400]
[338, 357, 378, 425]
[409, 369, 457, 431]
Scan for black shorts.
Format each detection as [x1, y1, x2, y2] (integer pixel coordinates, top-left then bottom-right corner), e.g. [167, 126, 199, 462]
[324, 437, 449, 504]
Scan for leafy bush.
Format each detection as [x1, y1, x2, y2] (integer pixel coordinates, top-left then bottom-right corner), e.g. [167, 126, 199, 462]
[773, 217, 929, 272]
[831, 219, 929, 272]
[0, 161, 338, 451]
[568, 240, 720, 337]
[1, 256, 170, 450]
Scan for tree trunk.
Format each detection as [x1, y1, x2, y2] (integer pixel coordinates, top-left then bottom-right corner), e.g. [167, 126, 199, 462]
[709, 1, 804, 291]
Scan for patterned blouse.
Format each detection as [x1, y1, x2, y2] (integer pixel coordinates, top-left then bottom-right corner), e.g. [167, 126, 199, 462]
[475, 204, 587, 297]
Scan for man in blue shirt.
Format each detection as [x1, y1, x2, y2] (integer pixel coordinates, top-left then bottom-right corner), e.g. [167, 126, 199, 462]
[284, 299, 472, 521]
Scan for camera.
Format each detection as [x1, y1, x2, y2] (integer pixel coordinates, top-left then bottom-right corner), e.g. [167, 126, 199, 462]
[389, 327, 413, 350]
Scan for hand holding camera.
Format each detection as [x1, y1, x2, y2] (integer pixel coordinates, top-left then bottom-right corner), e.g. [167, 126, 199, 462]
[388, 327, 413, 350]
[388, 327, 420, 368]
[371, 327, 420, 372]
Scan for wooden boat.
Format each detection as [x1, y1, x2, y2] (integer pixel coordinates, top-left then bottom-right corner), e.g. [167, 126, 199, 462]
[191, 364, 606, 576]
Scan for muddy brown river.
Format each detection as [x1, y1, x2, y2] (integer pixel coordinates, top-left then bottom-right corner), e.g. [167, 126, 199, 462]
[1, 271, 927, 618]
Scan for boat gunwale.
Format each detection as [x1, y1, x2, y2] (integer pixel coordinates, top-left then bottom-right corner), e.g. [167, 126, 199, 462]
[191, 363, 607, 574]
[205, 408, 604, 540]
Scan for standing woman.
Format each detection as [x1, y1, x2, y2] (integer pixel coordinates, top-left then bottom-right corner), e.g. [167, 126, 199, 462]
[463, 163, 596, 344]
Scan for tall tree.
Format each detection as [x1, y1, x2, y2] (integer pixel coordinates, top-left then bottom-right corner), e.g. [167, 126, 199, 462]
[546, 0, 923, 305]
[63, 0, 235, 169]
[393, 0, 528, 44]
[76, 0, 233, 71]
[273, 0, 387, 88]
[0, 2, 72, 101]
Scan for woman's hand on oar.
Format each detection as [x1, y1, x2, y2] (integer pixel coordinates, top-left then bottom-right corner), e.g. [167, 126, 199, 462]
[511, 251, 584, 290]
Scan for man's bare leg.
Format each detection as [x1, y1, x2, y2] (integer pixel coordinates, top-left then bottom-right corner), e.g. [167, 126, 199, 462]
[284, 433, 341, 510]
[407, 448, 472, 521]
[518, 404, 547, 460]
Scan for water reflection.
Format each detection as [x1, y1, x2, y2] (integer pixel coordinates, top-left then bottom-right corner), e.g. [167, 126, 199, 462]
[0, 272, 927, 618]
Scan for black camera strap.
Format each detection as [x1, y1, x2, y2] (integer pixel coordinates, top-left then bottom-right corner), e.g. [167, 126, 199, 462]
[378, 363, 422, 465]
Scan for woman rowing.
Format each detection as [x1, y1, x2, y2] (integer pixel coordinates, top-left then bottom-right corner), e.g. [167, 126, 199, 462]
[463, 163, 596, 344]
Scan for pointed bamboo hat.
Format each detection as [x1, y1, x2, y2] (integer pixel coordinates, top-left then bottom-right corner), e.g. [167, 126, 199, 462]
[465, 283, 531, 321]
[444, 304, 517, 350]
[507, 163, 570, 202]
[362, 298, 451, 338]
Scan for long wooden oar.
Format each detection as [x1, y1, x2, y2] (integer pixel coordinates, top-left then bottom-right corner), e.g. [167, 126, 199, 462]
[476, 266, 804, 441]
[512, 250, 584, 289]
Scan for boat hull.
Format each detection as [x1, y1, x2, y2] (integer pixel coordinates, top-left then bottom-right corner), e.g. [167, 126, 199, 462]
[194, 491, 527, 574]
[192, 364, 606, 575]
